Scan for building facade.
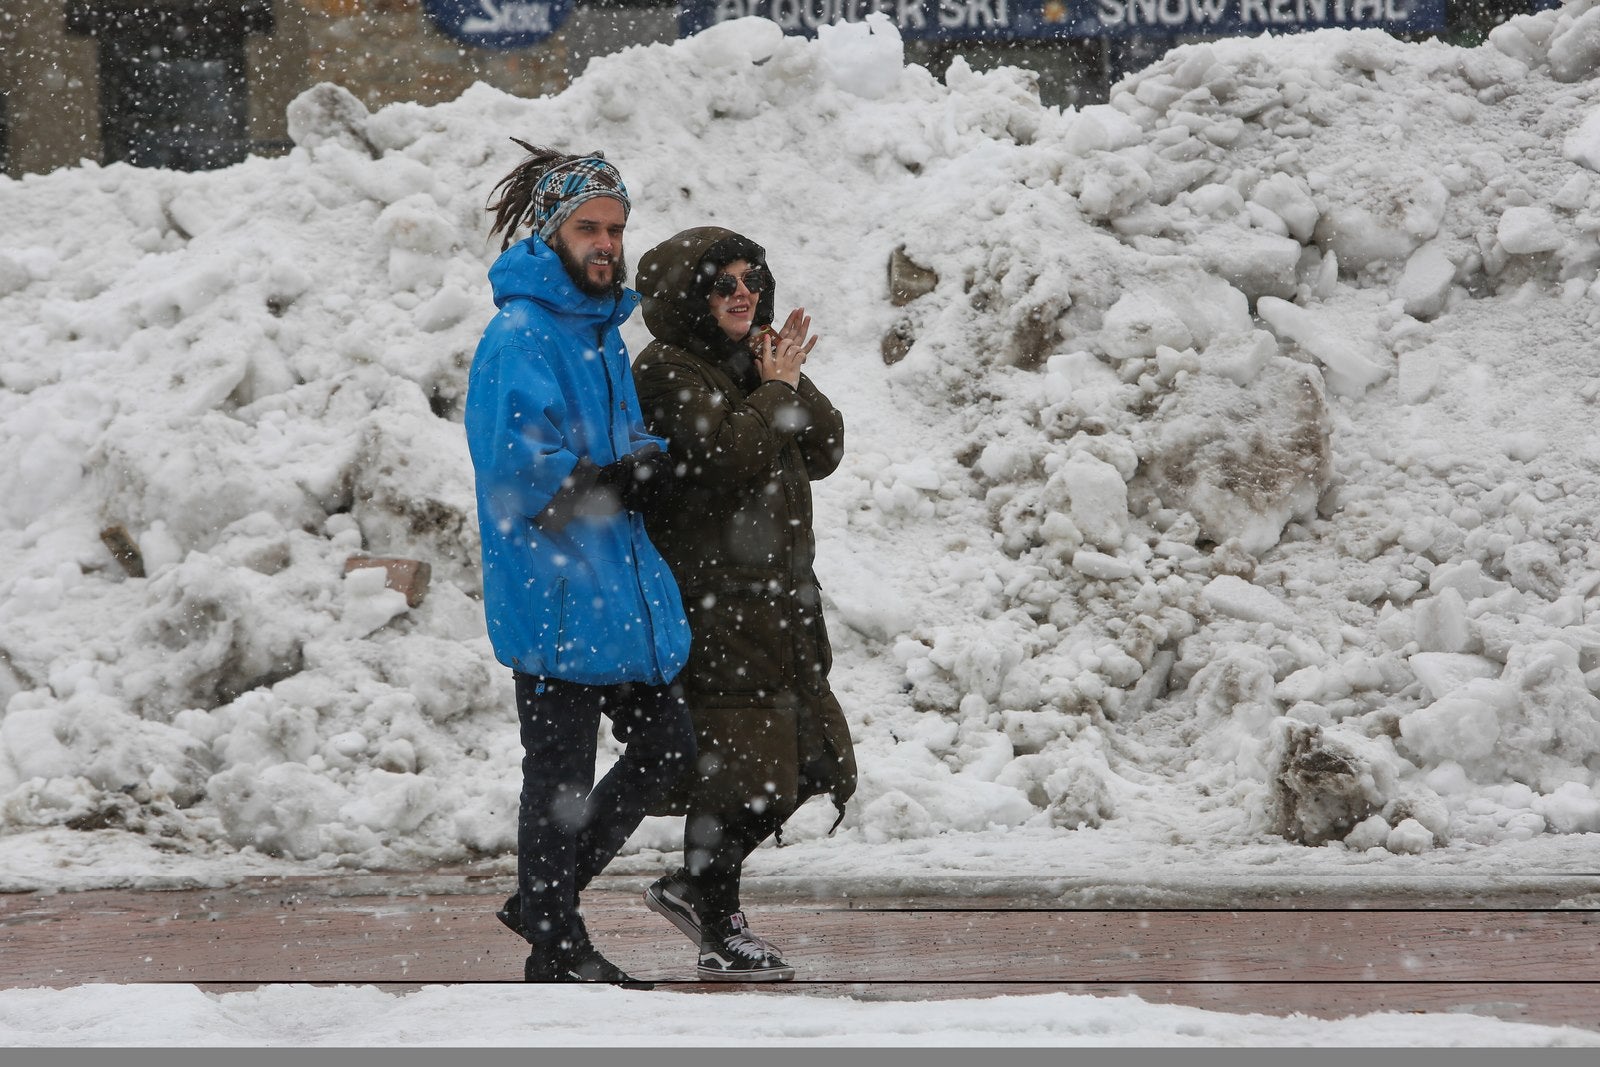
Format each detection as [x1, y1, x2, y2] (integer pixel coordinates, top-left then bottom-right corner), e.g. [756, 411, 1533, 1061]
[0, 0, 1537, 178]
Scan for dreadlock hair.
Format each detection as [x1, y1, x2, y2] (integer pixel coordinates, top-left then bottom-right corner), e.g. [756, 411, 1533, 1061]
[486, 139, 608, 251]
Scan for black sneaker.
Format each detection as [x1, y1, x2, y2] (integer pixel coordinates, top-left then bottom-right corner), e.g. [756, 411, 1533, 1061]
[525, 928, 654, 989]
[643, 870, 702, 946]
[696, 912, 794, 982]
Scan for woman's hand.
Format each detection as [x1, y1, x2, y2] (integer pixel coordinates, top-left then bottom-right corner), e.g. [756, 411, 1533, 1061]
[755, 307, 817, 389]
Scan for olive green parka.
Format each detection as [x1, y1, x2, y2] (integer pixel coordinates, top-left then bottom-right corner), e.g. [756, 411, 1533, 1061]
[632, 226, 857, 828]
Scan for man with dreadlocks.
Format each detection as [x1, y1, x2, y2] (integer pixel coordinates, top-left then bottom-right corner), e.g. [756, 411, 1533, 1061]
[464, 142, 694, 985]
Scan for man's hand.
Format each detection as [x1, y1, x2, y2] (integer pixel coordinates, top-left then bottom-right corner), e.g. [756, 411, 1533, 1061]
[537, 445, 669, 528]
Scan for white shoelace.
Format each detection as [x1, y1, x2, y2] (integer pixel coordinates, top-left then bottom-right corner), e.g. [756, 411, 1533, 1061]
[723, 913, 780, 958]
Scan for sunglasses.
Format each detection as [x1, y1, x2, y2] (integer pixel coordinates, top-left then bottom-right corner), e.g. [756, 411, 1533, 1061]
[709, 267, 772, 297]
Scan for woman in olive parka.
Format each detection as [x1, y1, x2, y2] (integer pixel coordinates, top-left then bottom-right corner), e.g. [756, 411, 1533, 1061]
[632, 226, 857, 982]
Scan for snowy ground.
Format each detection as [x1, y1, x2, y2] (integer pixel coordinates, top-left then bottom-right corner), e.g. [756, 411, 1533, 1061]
[5, 0, 1600, 1047]
[3, 981, 1597, 1047]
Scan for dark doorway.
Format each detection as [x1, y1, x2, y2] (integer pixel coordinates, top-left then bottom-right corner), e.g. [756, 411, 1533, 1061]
[65, 1, 273, 171]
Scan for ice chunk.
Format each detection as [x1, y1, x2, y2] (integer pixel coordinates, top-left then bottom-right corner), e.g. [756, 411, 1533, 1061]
[1408, 652, 1500, 702]
[1400, 685, 1505, 765]
[1256, 297, 1390, 397]
[1202, 574, 1300, 627]
[1564, 108, 1600, 173]
[1054, 452, 1128, 551]
[1413, 588, 1474, 654]
[1395, 242, 1456, 320]
[1385, 817, 1435, 853]
[1547, 5, 1600, 82]
[1249, 173, 1318, 243]
[817, 13, 903, 100]
[1098, 292, 1192, 362]
[1497, 206, 1563, 254]
[1071, 549, 1135, 580]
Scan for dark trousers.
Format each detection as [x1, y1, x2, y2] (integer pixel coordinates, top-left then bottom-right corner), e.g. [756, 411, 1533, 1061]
[509, 672, 695, 951]
[683, 800, 789, 921]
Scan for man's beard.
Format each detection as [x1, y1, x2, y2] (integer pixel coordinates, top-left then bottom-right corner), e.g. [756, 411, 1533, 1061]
[551, 234, 626, 299]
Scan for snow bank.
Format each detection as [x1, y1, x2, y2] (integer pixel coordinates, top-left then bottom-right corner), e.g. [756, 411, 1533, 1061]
[4, 6, 1600, 880]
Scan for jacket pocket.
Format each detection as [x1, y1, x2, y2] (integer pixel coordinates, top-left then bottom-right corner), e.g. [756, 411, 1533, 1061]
[548, 576, 571, 673]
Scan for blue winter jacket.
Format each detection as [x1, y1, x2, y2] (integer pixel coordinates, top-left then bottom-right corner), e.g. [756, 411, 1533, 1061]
[464, 237, 690, 685]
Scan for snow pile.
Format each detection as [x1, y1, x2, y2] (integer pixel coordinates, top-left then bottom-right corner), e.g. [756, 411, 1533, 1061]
[3, 4, 1600, 880]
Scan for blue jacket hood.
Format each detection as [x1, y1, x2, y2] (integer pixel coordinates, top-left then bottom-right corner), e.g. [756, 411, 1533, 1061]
[489, 237, 640, 329]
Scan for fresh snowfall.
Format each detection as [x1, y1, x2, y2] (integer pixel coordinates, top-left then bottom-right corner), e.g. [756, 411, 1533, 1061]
[4, 0, 1600, 1047]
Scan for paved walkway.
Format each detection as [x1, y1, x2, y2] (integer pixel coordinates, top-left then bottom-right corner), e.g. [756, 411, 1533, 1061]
[4, 874, 1598, 1030]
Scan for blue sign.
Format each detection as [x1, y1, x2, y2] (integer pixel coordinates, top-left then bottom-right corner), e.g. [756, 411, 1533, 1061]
[679, 0, 1445, 40]
[422, 0, 575, 49]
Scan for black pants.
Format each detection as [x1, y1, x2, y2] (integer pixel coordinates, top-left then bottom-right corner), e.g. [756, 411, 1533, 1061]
[508, 673, 695, 951]
[683, 800, 790, 922]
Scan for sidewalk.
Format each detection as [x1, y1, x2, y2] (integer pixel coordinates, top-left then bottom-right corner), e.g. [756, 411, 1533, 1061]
[3, 873, 1597, 1030]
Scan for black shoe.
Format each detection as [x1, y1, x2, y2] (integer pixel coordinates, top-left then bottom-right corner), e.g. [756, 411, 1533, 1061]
[644, 870, 702, 946]
[496, 892, 530, 942]
[525, 927, 654, 989]
[696, 912, 794, 983]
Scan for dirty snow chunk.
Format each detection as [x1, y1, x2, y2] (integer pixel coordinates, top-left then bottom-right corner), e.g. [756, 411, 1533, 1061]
[1071, 549, 1134, 580]
[1202, 574, 1300, 627]
[1395, 242, 1456, 320]
[1141, 358, 1329, 554]
[1497, 206, 1563, 254]
[1414, 588, 1474, 654]
[1564, 109, 1600, 172]
[1386, 817, 1434, 854]
[286, 83, 374, 154]
[1547, 6, 1600, 82]
[1256, 297, 1390, 397]
[1408, 652, 1500, 702]
[817, 13, 903, 100]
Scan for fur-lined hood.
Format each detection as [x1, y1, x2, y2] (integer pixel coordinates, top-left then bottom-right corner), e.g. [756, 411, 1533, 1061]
[635, 226, 775, 352]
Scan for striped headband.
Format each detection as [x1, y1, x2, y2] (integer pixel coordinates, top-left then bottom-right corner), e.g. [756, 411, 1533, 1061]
[533, 157, 631, 240]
